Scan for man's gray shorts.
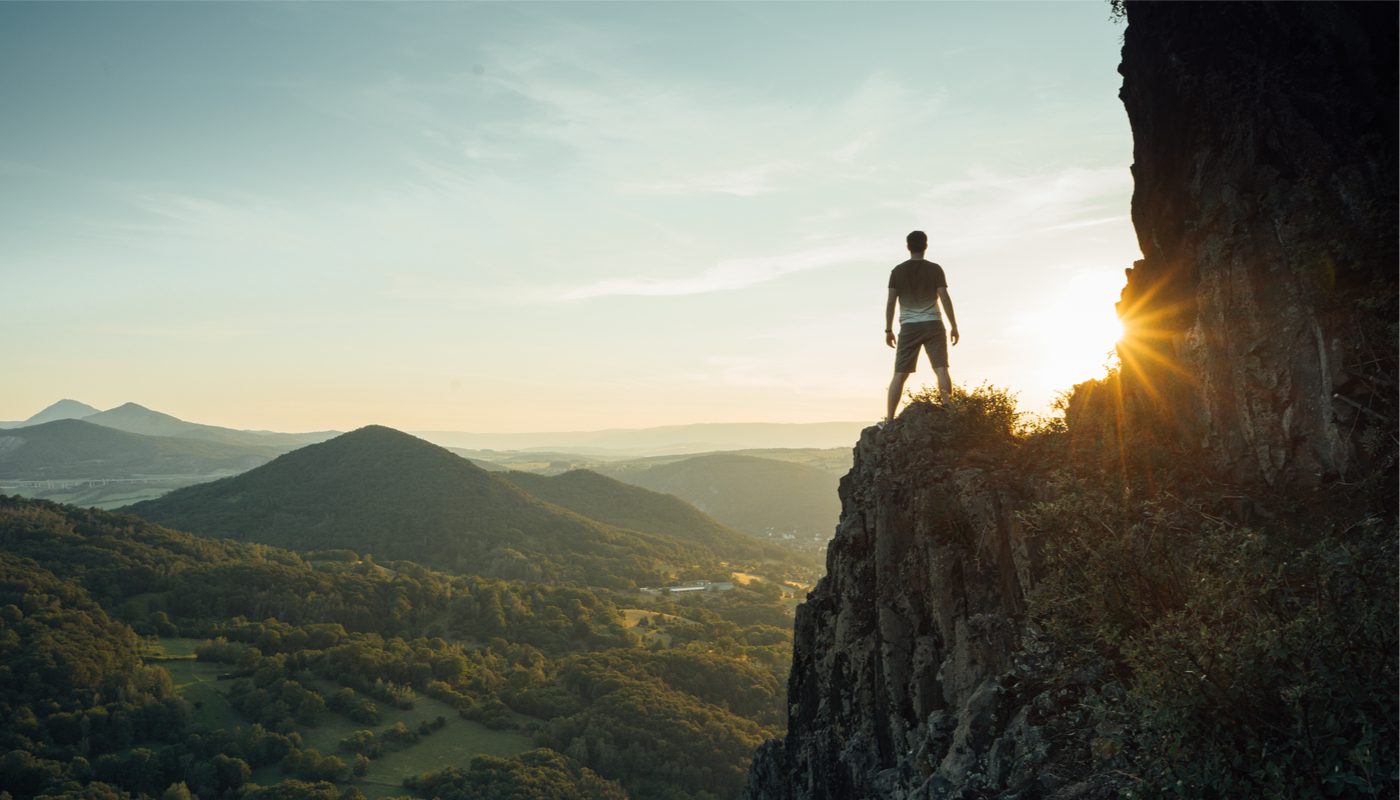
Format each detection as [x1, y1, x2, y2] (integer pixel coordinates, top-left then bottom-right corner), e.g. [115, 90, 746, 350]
[894, 320, 948, 373]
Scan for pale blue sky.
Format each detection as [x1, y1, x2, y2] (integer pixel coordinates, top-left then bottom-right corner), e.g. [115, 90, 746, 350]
[2, 1, 1138, 432]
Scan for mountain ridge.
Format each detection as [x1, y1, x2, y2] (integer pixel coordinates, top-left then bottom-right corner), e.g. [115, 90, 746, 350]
[0, 398, 101, 429]
[25, 398, 100, 425]
[498, 467, 803, 566]
[5, 398, 863, 455]
[599, 452, 841, 541]
[83, 402, 339, 449]
[416, 421, 867, 456]
[125, 425, 781, 587]
[0, 418, 280, 479]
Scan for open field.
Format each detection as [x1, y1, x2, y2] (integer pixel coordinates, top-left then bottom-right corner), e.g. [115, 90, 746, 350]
[354, 718, 534, 798]
[147, 639, 241, 731]
[301, 678, 534, 796]
[4, 481, 185, 509]
[621, 607, 698, 647]
[621, 608, 689, 627]
[147, 636, 204, 658]
[730, 570, 763, 585]
[164, 660, 241, 730]
[153, 639, 533, 798]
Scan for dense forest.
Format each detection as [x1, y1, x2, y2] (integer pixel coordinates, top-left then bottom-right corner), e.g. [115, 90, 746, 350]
[0, 495, 802, 799]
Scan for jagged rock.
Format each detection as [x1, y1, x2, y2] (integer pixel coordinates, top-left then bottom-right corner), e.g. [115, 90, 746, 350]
[1110, 1, 1397, 489]
[745, 403, 1050, 800]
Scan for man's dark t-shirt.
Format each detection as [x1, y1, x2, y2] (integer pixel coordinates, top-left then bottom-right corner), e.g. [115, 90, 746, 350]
[888, 259, 947, 324]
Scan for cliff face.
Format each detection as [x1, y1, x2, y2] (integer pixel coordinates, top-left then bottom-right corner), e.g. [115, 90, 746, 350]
[747, 4, 1396, 798]
[746, 404, 1084, 799]
[1110, 2, 1397, 488]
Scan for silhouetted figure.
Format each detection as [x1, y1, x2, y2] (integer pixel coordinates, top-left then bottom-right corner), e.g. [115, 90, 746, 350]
[885, 230, 959, 421]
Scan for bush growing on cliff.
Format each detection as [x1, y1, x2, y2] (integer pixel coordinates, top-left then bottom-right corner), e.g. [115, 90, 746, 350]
[905, 383, 1021, 447]
[1023, 483, 1398, 798]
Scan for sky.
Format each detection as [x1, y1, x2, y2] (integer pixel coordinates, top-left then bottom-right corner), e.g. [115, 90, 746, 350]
[2, 1, 1140, 433]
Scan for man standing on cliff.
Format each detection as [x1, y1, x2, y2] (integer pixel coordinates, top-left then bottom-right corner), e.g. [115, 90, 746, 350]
[885, 230, 959, 421]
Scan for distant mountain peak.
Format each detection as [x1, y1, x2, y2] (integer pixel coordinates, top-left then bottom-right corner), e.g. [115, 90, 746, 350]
[58, 403, 337, 450]
[334, 424, 447, 448]
[103, 402, 162, 414]
[24, 399, 101, 425]
[305, 425, 490, 473]
[346, 423, 407, 437]
[87, 403, 188, 426]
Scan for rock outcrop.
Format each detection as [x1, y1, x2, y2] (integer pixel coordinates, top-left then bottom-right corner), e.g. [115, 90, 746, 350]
[746, 3, 1396, 798]
[1111, 1, 1397, 489]
[746, 404, 1079, 799]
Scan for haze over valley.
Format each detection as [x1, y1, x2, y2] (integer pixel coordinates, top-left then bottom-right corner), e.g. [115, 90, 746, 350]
[1, 399, 846, 557]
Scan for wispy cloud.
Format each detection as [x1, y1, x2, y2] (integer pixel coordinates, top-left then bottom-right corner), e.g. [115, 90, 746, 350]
[1040, 214, 1130, 232]
[919, 165, 1129, 206]
[608, 73, 919, 197]
[831, 132, 876, 163]
[904, 165, 1132, 254]
[622, 160, 797, 197]
[557, 238, 880, 300]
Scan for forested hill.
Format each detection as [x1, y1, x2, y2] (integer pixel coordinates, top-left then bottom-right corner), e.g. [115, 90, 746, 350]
[124, 425, 777, 588]
[498, 468, 802, 566]
[0, 494, 796, 799]
[598, 453, 840, 540]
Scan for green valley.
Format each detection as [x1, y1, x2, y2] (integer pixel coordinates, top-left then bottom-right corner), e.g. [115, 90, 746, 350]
[0, 493, 804, 799]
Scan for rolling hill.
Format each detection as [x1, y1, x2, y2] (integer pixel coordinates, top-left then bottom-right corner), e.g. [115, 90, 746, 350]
[598, 453, 842, 541]
[0, 418, 280, 479]
[416, 420, 866, 456]
[497, 468, 799, 564]
[0, 398, 101, 429]
[124, 425, 756, 587]
[83, 401, 338, 449]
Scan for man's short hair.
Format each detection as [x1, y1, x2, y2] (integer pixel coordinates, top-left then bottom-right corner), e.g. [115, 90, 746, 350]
[907, 230, 928, 253]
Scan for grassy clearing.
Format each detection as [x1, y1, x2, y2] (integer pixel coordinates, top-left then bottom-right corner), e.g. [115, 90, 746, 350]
[729, 571, 763, 585]
[151, 638, 243, 731]
[355, 719, 534, 798]
[620, 608, 687, 627]
[164, 659, 242, 730]
[149, 636, 205, 659]
[157, 639, 533, 797]
[621, 608, 699, 647]
[7, 482, 191, 510]
[300, 679, 533, 798]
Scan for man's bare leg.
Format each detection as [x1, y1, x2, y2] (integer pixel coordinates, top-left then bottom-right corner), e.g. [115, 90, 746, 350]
[887, 371, 911, 421]
[934, 367, 952, 401]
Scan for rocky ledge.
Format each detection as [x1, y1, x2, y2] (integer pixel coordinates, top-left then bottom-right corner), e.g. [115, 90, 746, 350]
[745, 403, 1098, 800]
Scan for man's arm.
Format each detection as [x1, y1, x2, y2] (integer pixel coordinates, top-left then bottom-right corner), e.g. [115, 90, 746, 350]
[885, 288, 898, 348]
[939, 287, 959, 345]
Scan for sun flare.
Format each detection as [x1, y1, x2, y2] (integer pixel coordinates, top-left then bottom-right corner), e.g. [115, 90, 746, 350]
[1017, 270, 1128, 400]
